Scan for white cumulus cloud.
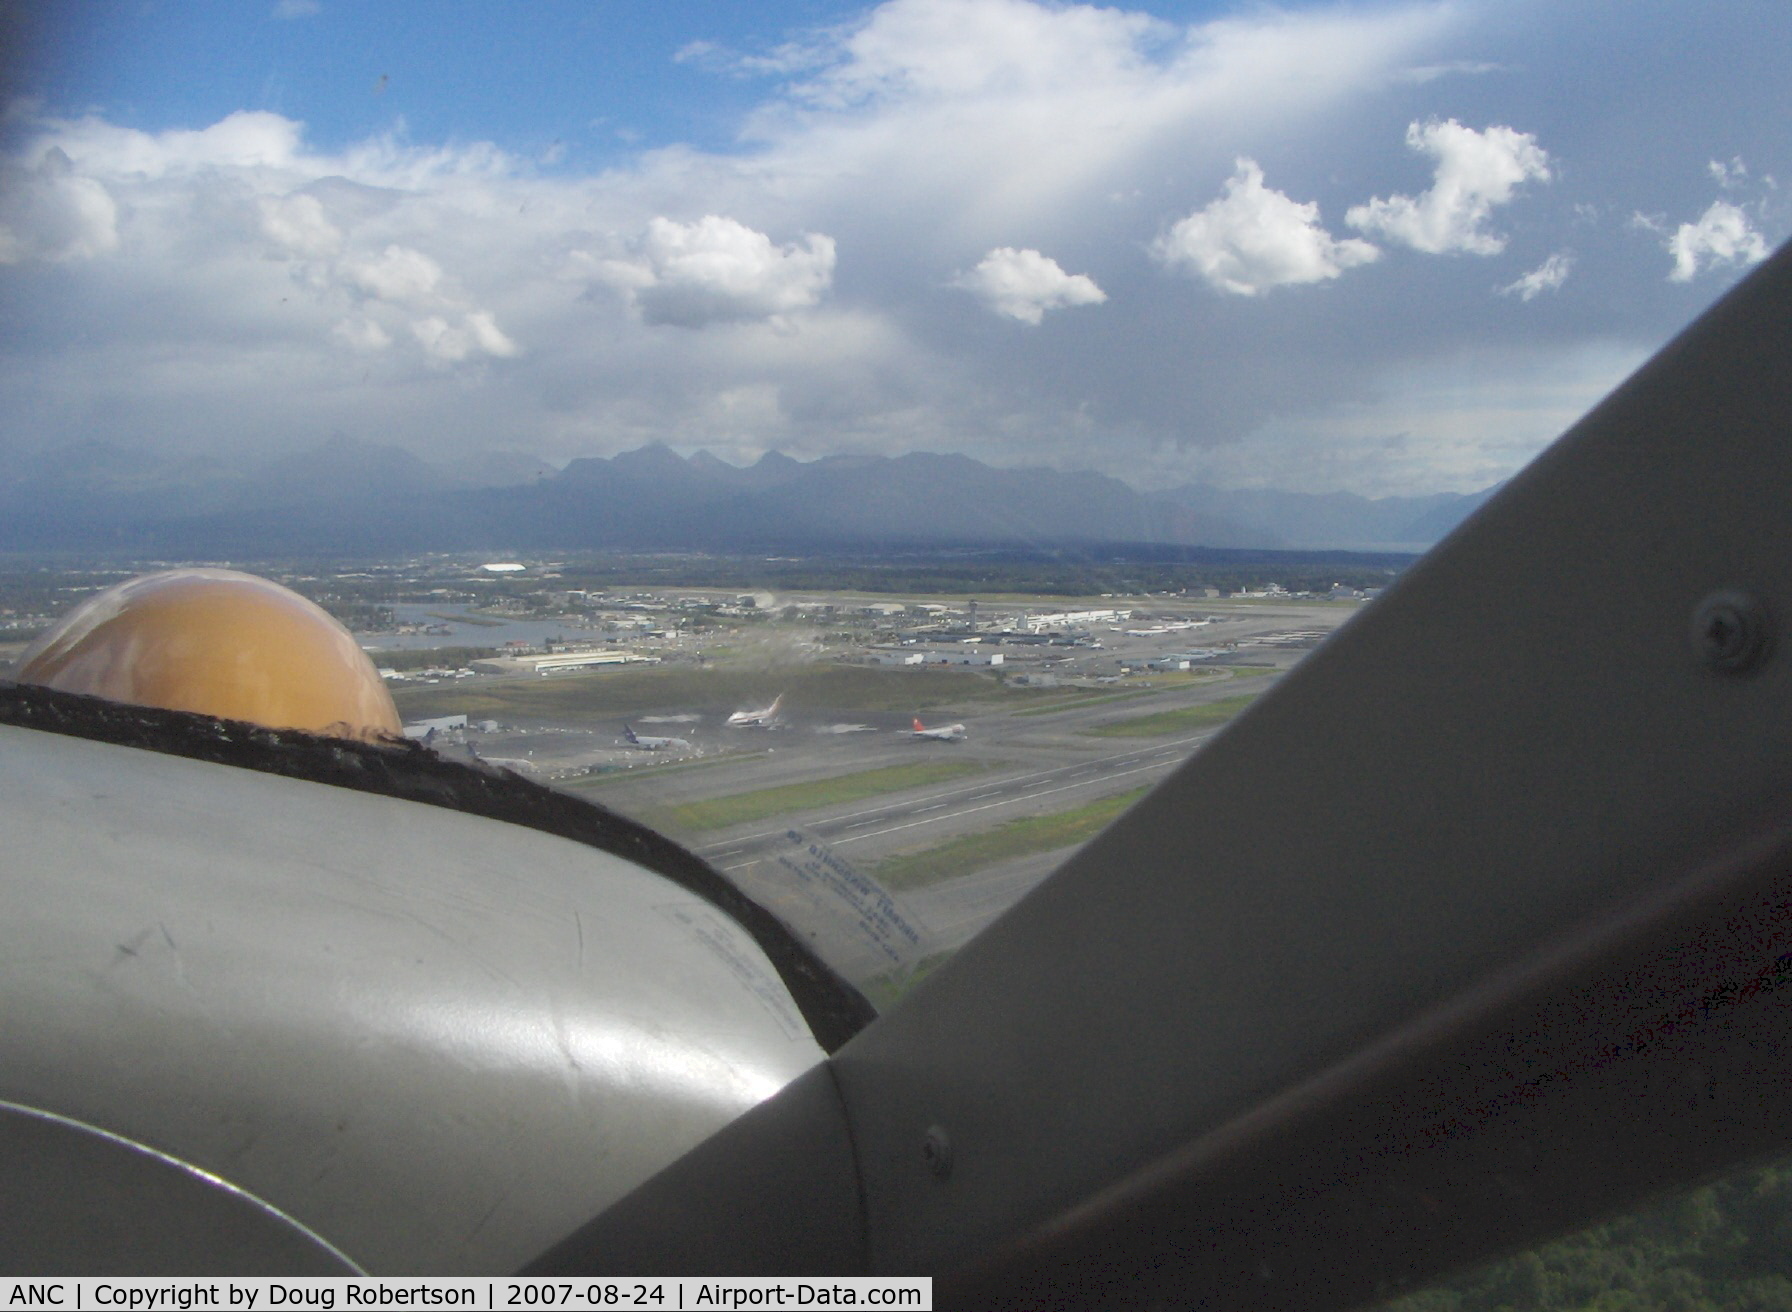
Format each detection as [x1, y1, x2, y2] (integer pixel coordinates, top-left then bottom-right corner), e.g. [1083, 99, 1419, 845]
[952, 247, 1106, 324]
[463, 310, 519, 357]
[1665, 200, 1768, 282]
[1348, 119, 1550, 255]
[333, 246, 519, 361]
[0, 147, 119, 264]
[1708, 156, 1748, 190]
[789, 0, 1171, 108]
[8, 0, 1778, 503]
[342, 244, 445, 306]
[1153, 158, 1378, 296]
[257, 192, 343, 260]
[330, 317, 391, 352]
[0, 112, 526, 376]
[410, 312, 519, 363]
[40, 110, 305, 179]
[1500, 250, 1573, 301]
[738, 0, 1448, 247]
[599, 215, 836, 328]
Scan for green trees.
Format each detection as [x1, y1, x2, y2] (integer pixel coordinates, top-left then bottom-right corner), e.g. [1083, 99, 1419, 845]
[1383, 1162, 1792, 1312]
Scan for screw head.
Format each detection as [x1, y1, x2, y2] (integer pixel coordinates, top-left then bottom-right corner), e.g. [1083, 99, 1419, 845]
[1692, 590, 1771, 675]
[921, 1125, 953, 1180]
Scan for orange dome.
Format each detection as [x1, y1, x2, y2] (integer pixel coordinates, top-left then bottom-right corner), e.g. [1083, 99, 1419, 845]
[17, 569, 402, 740]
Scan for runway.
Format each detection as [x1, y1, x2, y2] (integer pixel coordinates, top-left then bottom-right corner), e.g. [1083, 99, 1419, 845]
[572, 662, 1316, 983]
[419, 596, 1362, 983]
[701, 731, 1215, 871]
[679, 719, 1232, 983]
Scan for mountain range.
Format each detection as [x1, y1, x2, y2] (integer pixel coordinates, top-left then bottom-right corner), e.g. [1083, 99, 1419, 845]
[0, 436, 1497, 557]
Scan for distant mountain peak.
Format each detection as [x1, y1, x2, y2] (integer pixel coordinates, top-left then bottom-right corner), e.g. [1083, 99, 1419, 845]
[0, 436, 1494, 555]
[611, 441, 687, 469]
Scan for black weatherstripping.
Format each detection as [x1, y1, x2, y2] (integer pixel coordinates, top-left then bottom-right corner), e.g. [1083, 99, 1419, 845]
[0, 680, 875, 1053]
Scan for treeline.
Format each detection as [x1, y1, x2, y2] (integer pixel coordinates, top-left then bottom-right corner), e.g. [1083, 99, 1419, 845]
[1386, 1158, 1792, 1312]
[304, 598, 395, 631]
[363, 646, 498, 673]
[0, 549, 1418, 615]
[539, 549, 1414, 598]
[0, 562, 142, 621]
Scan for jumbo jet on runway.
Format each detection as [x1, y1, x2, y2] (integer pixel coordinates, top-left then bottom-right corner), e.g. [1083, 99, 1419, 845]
[726, 694, 783, 728]
[910, 717, 967, 742]
[622, 724, 690, 751]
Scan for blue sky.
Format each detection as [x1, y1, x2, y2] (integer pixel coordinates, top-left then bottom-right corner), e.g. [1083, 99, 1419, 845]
[2, 0, 1788, 496]
[22, 2, 868, 165]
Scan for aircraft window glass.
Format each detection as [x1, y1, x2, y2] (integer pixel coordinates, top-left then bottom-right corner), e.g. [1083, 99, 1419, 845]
[8, 6, 1792, 1298]
[344, 578, 1341, 1008]
[2, 2, 1785, 1018]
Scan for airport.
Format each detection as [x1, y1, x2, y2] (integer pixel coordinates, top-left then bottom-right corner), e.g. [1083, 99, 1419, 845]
[0, 558, 1360, 998]
[354, 577, 1360, 990]
[10, 234, 1792, 1289]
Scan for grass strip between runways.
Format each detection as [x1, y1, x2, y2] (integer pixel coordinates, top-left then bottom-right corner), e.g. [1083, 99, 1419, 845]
[1009, 687, 1178, 717]
[652, 760, 994, 833]
[873, 785, 1151, 890]
[1081, 692, 1262, 738]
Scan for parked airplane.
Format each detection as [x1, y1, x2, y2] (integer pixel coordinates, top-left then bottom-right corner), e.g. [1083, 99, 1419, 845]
[910, 716, 967, 741]
[622, 723, 690, 751]
[726, 694, 783, 727]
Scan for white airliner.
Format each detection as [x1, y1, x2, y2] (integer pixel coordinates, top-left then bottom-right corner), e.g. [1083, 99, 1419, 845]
[909, 717, 967, 742]
[726, 694, 784, 728]
[622, 724, 690, 751]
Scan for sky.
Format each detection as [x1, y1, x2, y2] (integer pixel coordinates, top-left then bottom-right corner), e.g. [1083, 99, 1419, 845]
[0, 0, 1787, 497]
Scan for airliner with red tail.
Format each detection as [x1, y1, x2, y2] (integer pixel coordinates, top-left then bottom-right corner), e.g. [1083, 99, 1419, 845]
[910, 716, 966, 741]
